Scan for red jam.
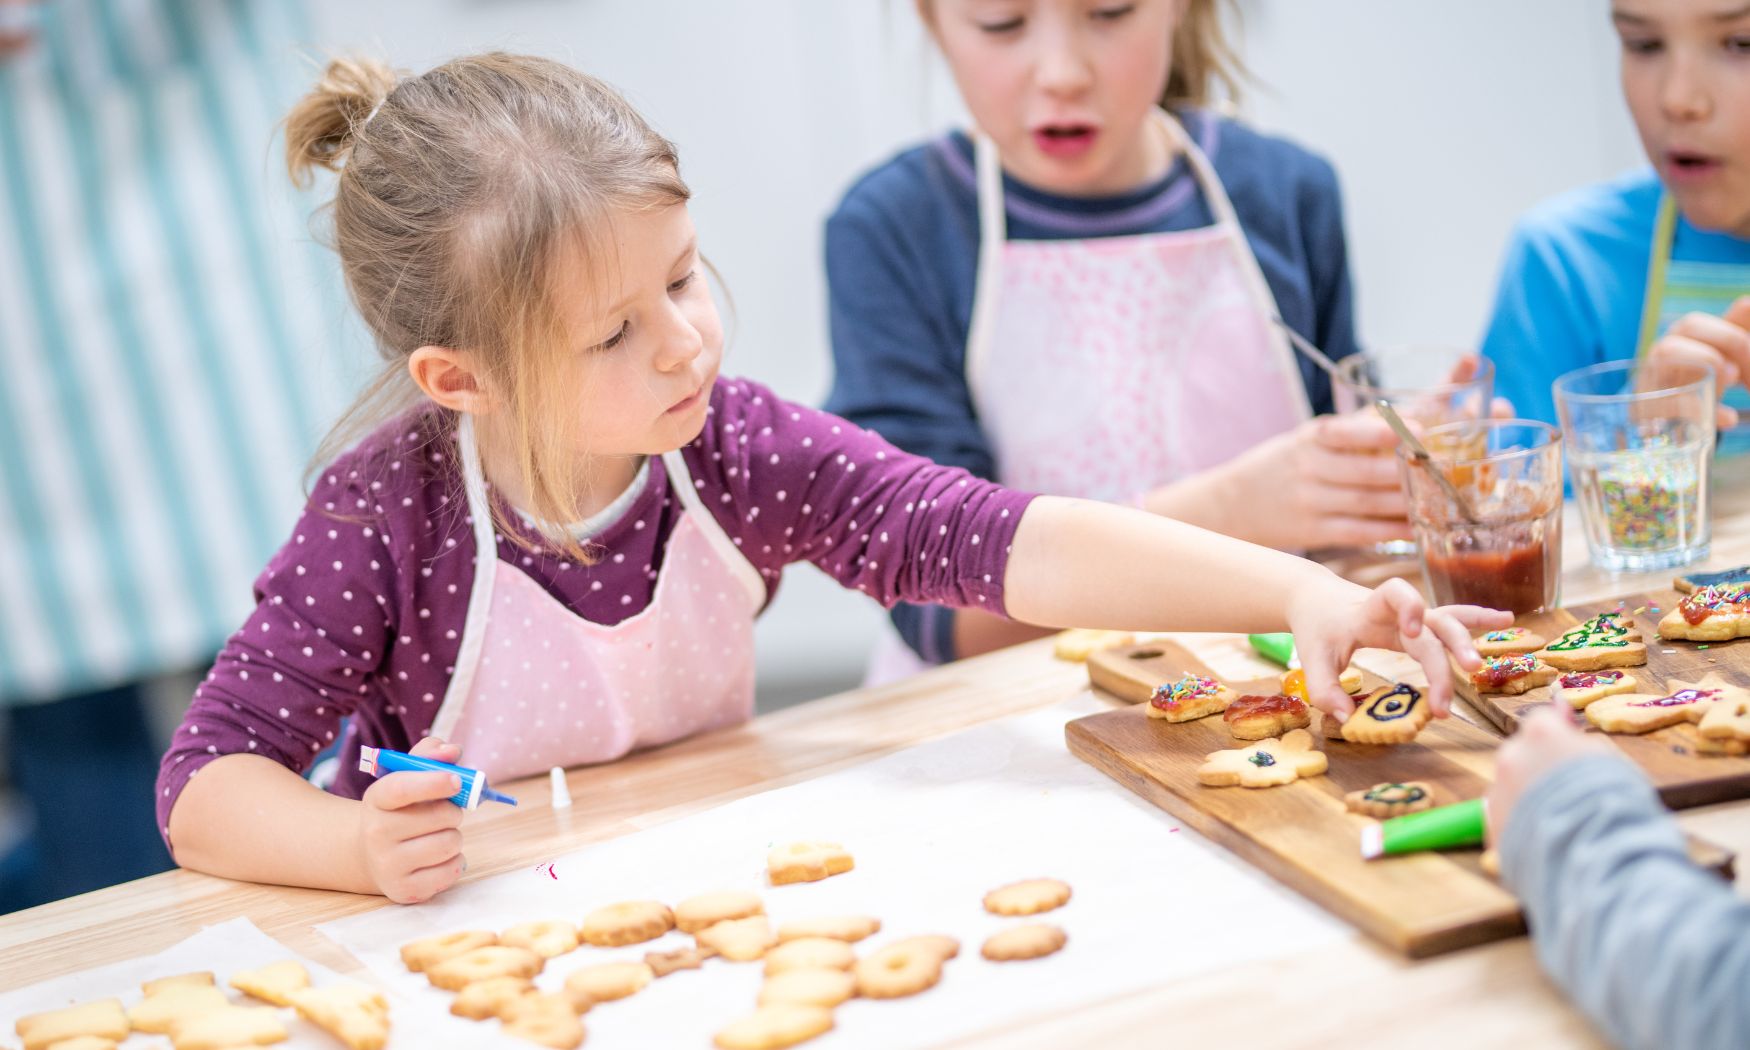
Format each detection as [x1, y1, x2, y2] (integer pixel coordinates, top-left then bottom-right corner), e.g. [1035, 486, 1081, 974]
[1473, 655, 1536, 689]
[1223, 694, 1307, 723]
[1558, 671, 1623, 689]
[1424, 539, 1552, 616]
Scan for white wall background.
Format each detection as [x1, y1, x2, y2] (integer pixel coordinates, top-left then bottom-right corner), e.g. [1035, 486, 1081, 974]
[303, 0, 1646, 706]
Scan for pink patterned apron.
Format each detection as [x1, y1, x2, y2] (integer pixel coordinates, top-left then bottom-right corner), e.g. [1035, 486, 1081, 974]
[430, 414, 766, 782]
[865, 111, 1310, 684]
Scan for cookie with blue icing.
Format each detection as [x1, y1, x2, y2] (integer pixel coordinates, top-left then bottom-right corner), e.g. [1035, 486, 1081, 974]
[1675, 564, 1750, 594]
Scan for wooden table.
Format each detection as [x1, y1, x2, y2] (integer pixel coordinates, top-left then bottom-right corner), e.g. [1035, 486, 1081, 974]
[9, 460, 1750, 1048]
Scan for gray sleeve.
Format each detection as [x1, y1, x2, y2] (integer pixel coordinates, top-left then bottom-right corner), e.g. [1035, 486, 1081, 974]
[1501, 753, 1750, 1050]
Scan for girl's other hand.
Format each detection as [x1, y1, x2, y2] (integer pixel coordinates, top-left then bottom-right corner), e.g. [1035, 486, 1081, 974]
[1644, 296, 1750, 429]
[1485, 704, 1614, 846]
[1190, 412, 1411, 551]
[1290, 576, 1511, 720]
[356, 736, 467, 904]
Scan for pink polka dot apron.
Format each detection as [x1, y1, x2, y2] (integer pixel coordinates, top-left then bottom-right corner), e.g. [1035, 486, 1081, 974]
[430, 414, 766, 782]
[866, 110, 1310, 685]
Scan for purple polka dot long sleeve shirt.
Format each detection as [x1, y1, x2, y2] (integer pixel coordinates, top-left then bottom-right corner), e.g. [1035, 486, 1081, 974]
[156, 377, 1035, 848]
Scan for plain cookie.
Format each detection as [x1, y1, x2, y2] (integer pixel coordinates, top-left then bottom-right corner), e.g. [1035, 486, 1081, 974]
[980, 924, 1067, 962]
[713, 1005, 834, 1050]
[982, 878, 1072, 916]
[767, 842, 854, 886]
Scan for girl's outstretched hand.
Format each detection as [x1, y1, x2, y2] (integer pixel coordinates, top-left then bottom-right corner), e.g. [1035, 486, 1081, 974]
[1289, 577, 1512, 720]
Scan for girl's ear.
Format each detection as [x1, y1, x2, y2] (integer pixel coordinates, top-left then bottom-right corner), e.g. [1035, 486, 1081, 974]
[408, 345, 493, 414]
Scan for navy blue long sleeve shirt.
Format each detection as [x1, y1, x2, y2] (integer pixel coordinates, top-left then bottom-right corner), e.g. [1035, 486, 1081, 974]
[824, 109, 1361, 662]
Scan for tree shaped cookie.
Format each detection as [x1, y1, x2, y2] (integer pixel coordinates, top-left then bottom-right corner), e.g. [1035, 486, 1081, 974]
[1470, 654, 1559, 696]
[1537, 612, 1647, 671]
[1551, 669, 1638, 709]
[1474, 627, 1547, 657]
[1658, 584, 1750, 643]
[1146, 673, 1236, 723]
[1585, 678, 1735, 734]
[1197, 728, 1328, 787]
[1342, 684, 1431, 744]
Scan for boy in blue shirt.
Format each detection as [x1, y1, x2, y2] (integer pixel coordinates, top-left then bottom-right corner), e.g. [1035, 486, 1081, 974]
[1482, 0, 1750, 435]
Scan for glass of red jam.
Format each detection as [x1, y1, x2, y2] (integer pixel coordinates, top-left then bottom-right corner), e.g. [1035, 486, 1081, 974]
[1399, 420, 1563, 616]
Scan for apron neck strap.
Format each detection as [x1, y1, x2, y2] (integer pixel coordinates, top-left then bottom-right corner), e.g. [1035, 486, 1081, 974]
[661, 448, 768, 610]
[436, 412, 504, 739]
[1637, 193, 1681, 357]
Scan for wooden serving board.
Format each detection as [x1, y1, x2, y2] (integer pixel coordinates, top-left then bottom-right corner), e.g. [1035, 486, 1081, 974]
[1070, 639, 1734, 958]
[1460, 589, 1750, 810]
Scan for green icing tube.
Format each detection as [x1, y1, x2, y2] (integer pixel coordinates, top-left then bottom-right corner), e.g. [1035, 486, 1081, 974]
[1360, 798, 1487, 859]
[1247, 633, 1296, 668]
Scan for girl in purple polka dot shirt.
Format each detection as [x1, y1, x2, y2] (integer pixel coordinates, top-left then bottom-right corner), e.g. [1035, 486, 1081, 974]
[159, 52, 1509, 904]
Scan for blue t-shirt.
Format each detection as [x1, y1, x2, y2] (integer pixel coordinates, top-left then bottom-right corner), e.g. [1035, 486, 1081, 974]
[823, 109, 1360, 663]
[1481, 168, 1750, 428]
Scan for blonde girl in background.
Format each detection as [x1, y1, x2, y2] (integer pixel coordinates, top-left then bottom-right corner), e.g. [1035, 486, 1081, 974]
[159, 52, 1505, 904]
[824, 0, 1422, 682]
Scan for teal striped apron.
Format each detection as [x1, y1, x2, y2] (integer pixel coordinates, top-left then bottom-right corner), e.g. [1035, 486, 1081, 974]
[0, 0, 360, 704]
[1636, 193, 1750, 456]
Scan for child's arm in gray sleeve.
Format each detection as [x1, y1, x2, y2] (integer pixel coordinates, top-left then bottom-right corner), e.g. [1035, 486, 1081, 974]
[1502, 753, 1750, 1050]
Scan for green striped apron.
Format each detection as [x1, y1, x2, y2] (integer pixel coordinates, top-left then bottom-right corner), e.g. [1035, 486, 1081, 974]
[0, 0, 360, 704]
[1636, 193, 1750, 455]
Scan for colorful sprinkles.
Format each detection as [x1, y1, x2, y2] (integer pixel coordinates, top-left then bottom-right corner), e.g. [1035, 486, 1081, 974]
[1151, 673, 1220, 711]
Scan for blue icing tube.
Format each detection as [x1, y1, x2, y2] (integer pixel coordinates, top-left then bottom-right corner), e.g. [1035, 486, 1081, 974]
[357, 746, 518, 810]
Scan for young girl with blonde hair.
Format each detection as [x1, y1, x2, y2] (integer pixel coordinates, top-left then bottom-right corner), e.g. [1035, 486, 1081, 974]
[826, 0, 1410, 681]
[159, 51, 1503, 904]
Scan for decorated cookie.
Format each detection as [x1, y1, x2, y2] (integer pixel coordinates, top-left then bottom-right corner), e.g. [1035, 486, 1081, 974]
[1470, 654, 1559, 696]
[1537, 612, 1647, 671]
[1658, 584, 1750, 642]
[1676, 564, 1750, 594]
[1474, 627, 1547, 657]
[1197, 728, 1328, 787]
[1345, 781, 1437, 818]
[1146, 673, 1236, 722]
[1222, 693, 1311, 740]
[1551, 669, 1638, 709]
[1342, 684, 1431, 744]
[1585, 680, 1736, 734]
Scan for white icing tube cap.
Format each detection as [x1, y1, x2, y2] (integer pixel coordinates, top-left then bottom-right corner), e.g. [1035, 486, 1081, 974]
[549, 766, 573, 809]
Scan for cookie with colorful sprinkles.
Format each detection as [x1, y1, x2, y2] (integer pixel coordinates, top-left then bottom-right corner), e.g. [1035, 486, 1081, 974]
[1551, 669, 1638, 709]
[1657, 584, 1750, 643]
[1145, 673, 1237, 723]
[1535, 612, 1647, 671]
[1469, 654, 1558, 696]
[1473, 627, 1546, 657]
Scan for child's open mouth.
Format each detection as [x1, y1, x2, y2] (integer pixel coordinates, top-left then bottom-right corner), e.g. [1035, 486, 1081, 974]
[1032, 124, 1099, 159]
[1666, 150, 1723, 182]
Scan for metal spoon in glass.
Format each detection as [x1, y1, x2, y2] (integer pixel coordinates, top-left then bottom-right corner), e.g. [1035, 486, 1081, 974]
[1374, 399, 1483, 525]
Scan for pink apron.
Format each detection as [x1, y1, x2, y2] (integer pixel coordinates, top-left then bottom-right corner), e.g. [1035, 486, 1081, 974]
[865, 111, 1310, 684]
[430, 414, 766, 782]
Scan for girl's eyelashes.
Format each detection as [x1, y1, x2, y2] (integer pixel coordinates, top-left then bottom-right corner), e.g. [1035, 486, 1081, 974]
[668, 269, 698, 293]
[593, 320, 630, 352]
[977, 15, 1024, 33]
[1727, 33, 1750, 54]
[1091, 2, 1136, 22]
[1619, 34, 1662, 55]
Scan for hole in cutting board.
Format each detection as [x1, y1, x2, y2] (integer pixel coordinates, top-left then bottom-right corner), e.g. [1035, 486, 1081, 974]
[1128, 649, 1163, 661]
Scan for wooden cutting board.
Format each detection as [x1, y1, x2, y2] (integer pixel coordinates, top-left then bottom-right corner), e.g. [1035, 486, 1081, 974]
[1460, 589, 1750, 810]
[1070, 639, 1734, 958]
